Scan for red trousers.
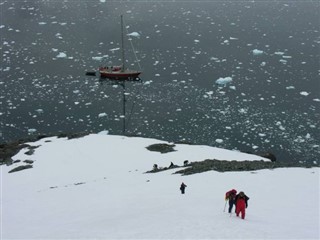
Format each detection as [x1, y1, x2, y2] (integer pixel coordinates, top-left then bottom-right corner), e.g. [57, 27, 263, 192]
[236, 200, 246, 219]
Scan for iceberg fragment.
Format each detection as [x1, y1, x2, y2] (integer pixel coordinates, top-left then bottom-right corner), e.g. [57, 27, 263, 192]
[252, 49, 264, 55]
[216, 77, 233, 85]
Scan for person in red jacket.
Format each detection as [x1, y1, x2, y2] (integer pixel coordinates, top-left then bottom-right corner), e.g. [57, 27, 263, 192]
[235, 191, 249, 219]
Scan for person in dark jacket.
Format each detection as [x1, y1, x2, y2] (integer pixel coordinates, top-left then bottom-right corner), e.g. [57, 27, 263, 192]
[225, 189, 237, 213]
[235, 191, 249, 219]
[180, 182, 187, 194]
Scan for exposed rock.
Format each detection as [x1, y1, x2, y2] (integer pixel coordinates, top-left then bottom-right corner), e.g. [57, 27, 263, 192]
[24, 160, 34, 164]
[260, 152, 277, 162]
[0, 142, 30, 165]
[146, 159, 312, 175]
[146, 143, 176, 154]
[8, 165, 33, 173]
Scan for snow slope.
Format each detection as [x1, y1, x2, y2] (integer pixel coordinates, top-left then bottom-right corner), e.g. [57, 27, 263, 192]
[1, 133, 319, 239]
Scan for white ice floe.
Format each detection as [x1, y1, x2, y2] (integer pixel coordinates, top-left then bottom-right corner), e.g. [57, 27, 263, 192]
[98, 113, 107, 118]
[56, 52, 67, 58]
[28, 128, 37, 133]
[286, 86, 295, 90]
[110, 48, 120, 52]
[252, 49, 264, 55]
[215, 139, 224, 143]
[216, 77, 233, 85]
[127, 32, 140, 38]
[300, 91, 310, 96]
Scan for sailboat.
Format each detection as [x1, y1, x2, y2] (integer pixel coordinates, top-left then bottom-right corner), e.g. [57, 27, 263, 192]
[99, 15, 142, 80]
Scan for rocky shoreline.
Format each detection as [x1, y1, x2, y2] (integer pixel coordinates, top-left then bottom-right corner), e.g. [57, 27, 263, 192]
[1, 133, 318, 175]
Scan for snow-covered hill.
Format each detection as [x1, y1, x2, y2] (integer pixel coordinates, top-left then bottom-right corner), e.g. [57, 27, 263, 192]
[1, 133, 319, 239]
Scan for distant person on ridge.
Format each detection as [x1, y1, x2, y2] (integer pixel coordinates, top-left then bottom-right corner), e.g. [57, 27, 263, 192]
[180, 182, 187, 194]
[235, 191, 249, 219]
[225, 189, 237, 213]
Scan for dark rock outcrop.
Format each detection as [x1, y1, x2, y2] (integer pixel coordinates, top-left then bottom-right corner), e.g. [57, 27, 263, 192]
[8, 165, 33, 173]
[146, 143, 176, 154]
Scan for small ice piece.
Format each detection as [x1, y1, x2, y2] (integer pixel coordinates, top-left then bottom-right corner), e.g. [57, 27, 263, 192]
[127, 32, 140, 38]
[229, 86, 236, 90]
[194, 39, 200, 43]
[99, 0, 106, 2]
[92, 56, 104, 61]
[260, 62, 266, 66]
[215, 139, 224, 143]
[274, 52, 285, 55]
[110, 48, 120, 52]
[28, 128, 37, 133]
[313, 98, 320, 102]
[38, 22, 47, 25]
[98, 113, 107, 118]
[215, 77, 232, 85]
[286, 86, 295, 90]
[35, 109, 44, 114]
[252, 49, 264, 55]
[56, 52, 67, 58]
[300, 91, 309, 96]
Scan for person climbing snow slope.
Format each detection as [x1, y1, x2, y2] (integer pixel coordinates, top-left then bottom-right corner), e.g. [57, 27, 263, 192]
[235, 191, 249, 219]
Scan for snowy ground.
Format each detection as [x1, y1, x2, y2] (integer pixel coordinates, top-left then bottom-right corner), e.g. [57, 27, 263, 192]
[1, 133, 319, 239]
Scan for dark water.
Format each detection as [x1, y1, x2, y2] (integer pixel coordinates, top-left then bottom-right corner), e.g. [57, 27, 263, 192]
[1, 0, 319, 164]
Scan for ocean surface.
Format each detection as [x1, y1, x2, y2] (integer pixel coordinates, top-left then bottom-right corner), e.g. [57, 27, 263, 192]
[1, 0, 319, 164]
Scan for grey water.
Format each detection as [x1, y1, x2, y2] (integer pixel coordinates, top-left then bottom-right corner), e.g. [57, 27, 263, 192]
[1, 0, 319, 164]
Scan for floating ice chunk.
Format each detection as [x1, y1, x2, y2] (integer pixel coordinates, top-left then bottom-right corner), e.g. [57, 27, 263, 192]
[215, 139, 224, 143]
[28, 128, 37, 133]
[99, 0, 106, 2]
[274, 52, 285, 55]
[92, 56, 104, 61]
[194, 39, 200, 43]
[210, 57, 219, 61]
[305, 133, 311, 139]
[35, 109, 44, 114]
[229, 86, 236, 90]
[110, 48, 120, 52]
[127, 32, 140, 38]
[0, 25, 5, 29]
[259, 133, 266, 137]
[171, 72, 178, 75]
[260, 62, 266, 67]
[300, 91, 310, 96]
[98, 113, 107, 118]
[286, 86, 295, 90]
[313, 98, 320, 102]
[238, 108, 248, 114]
[56, 52, 67, 58]
[38, 22, 47, 25]
[216, 77, 233, 85]
[252, 49, 264, 55]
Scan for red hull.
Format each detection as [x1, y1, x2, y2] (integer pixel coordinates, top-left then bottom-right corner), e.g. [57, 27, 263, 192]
[99, 68, 141, 80]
